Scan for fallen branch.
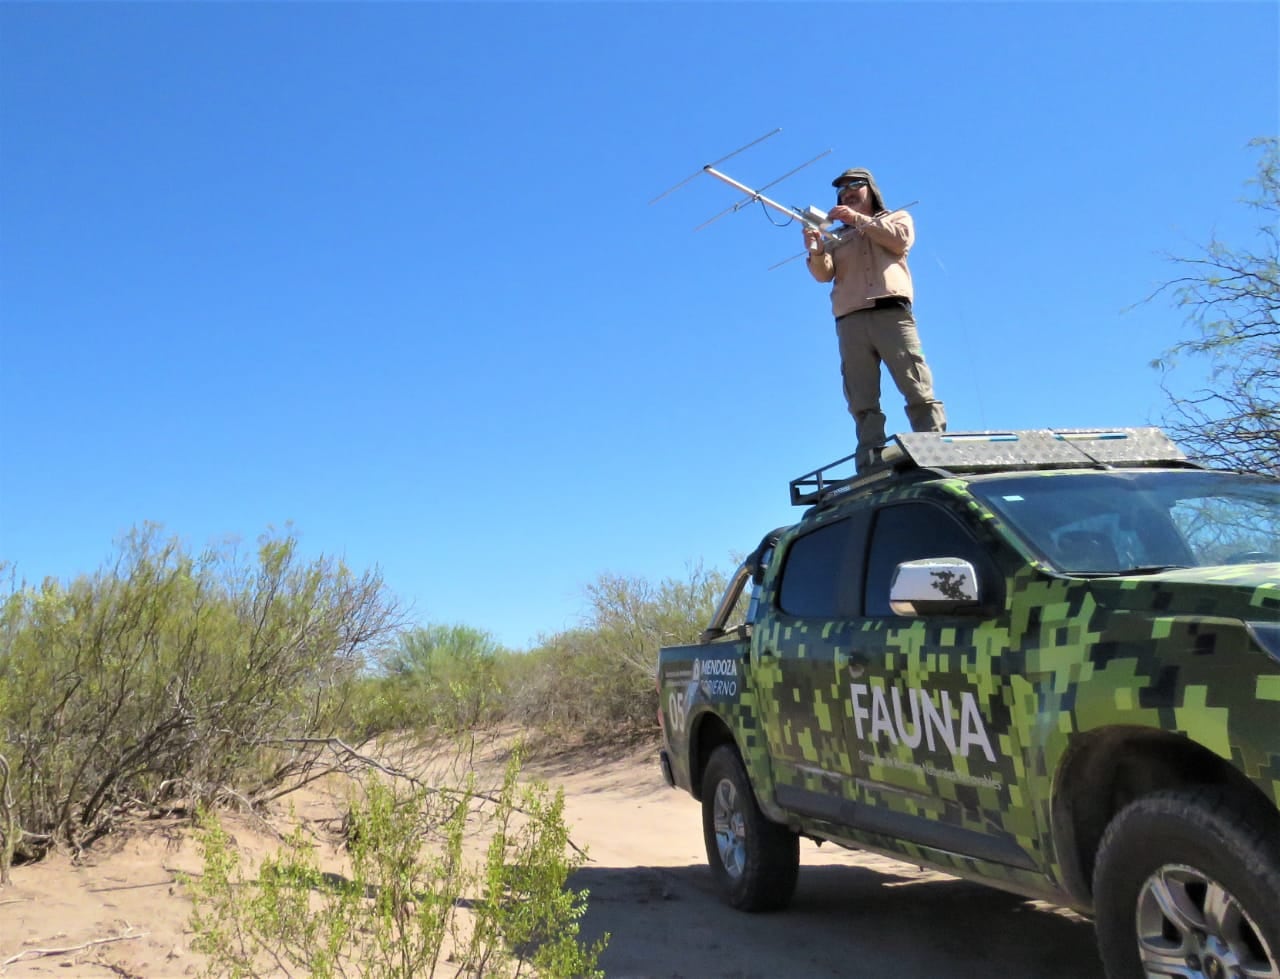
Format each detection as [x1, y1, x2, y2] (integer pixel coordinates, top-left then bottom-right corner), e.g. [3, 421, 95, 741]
[253, 736, 591, 858]
[1, 930, 147, 968]
[253, 736, 437, 796]
[87, 879, 175, 894]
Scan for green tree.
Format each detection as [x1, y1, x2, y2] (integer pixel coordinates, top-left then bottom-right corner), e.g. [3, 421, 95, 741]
[372, 624, 505, 732]
[1150, 136, 1279, 474]
[583, 562, 728, 681]
[383, 623, 501, 679]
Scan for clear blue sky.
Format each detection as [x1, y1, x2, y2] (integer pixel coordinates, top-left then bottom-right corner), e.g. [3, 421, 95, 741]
[2, 2, 1276, 650]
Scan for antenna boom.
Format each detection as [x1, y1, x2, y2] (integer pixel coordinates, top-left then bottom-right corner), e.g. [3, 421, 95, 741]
[648, 128, 783, 206]
[693, 149, 832, 232]
[702, 167, 816, 229]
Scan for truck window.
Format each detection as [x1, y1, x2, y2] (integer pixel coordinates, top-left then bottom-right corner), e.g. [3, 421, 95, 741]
[969, 470, 1279, 570]
[777, 514, 867, 618]
[865, 503, 991, 617]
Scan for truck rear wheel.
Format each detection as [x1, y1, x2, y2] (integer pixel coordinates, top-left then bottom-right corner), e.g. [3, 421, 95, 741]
[1093, 787, 1280, 979]
[701, 744, 799, 911]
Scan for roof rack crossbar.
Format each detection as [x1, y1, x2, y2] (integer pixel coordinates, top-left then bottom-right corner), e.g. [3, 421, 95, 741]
[789, 427, 1190, 506]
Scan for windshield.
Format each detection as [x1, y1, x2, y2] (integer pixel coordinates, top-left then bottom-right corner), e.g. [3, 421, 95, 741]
[969, 470, 1280, 575]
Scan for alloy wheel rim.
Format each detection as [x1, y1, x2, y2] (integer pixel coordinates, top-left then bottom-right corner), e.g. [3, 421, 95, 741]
[1134, 863, 1278, 978]
[712, 777, 747, 880]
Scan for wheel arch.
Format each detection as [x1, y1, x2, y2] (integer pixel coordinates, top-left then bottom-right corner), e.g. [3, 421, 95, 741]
[688, 711, 738, 803]
[1051, 726, 1280, 909]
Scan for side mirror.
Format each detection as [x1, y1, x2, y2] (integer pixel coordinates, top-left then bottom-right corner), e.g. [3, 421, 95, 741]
[889, 558, 981, 616]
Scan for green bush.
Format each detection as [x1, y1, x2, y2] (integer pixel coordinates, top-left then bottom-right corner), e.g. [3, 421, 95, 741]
[357, 624, 506, 736]
[0, 525, 400, 858]
[499, 564, 731, 742]
[345, 563, 734, 747]
[0, 518, 734, 879]
[500, 628, 654, 739]
[581, 563, 730, 682]
[186, 749, 605, 978]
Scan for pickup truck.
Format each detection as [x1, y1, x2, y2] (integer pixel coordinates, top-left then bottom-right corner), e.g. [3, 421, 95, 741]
[657, 428, 1280, 979]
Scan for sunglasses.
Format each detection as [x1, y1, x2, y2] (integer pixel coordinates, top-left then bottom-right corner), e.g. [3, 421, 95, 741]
[838, 180, 869, 193]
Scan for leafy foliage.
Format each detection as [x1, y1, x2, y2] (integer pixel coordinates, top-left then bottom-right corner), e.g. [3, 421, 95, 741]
[495, 564, 728, 741]
[358, 625, 505, 735]
[1151, 136, 1279, 474]
[186, 750, 605, 979]
[0, 525, 400, 857]
[582, 563, 729, 682]
[353, 563, 732, 745]
[0, 507, 735, 884]
[501, 626, 656, 737]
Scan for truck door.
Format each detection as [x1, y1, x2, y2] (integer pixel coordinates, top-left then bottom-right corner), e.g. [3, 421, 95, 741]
[753, 510, 870, 828]
[842, 499, 1038, 871]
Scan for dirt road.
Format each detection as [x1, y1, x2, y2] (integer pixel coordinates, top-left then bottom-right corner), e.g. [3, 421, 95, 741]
[0, 740, 1106, 977]
[539, 747, 1106, 979]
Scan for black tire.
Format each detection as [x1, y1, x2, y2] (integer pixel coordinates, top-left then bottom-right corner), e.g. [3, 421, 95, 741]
[700, 744, 799, 912]
[1093, 787, 1280, 979]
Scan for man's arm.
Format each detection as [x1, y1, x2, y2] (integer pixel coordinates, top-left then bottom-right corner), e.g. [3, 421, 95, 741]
[859, 210, 914, 255]
[803, 227, 836, 282]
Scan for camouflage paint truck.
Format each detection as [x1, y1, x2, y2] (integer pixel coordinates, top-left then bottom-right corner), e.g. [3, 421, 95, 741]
[656, 428, 1280, 979]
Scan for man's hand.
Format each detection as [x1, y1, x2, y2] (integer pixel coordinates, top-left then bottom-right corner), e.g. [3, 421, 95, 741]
[803, 226, 824, 255]
[828, 205, 865, 227]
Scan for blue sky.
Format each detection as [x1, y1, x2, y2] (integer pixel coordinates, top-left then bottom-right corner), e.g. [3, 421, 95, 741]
[2, 2, 1277, 650]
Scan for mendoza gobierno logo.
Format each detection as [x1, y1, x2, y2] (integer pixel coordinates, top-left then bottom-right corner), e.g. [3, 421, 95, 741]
[696, 655, 738, 698]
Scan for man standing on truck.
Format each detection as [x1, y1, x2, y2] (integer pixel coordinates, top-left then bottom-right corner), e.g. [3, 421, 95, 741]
[804, 167, 946, 471]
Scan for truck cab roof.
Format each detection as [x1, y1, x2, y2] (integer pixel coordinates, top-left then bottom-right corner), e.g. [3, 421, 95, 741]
[789, 427, 1199, 509]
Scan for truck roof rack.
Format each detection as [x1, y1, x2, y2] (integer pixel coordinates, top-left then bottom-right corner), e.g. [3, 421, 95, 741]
[789, 427, 1192, 506]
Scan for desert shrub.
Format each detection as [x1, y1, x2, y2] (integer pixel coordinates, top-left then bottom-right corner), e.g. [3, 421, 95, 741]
[354, 624, 508, 737]
[0, 525, 400, 858]
[501, 563, 730, 742]
[324, 562, 732, 747]
[582, 563, 729, 682]
[500, 628, 650, 739]
[186, 749, 605, 978]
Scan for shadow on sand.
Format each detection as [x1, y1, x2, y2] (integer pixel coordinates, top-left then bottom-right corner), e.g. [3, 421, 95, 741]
[569, 861, 1105, 979]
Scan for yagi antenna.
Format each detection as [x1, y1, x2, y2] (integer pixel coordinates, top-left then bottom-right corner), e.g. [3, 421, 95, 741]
[697, 160, 833, 233]
[652, 131, 921, 272]
[694, 149, 833, 232]
[650, 128, 849, 262]
[648, 129, 782, 206]
[651, 129, 834, 236]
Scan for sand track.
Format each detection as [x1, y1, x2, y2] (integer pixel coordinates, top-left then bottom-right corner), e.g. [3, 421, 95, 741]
[0, 738, 1104, 977]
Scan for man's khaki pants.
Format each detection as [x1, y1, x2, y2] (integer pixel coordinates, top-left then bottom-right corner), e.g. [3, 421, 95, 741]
[835, 306, 946, 470]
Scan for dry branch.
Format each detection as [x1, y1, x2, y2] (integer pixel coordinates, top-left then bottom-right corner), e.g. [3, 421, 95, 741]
[255, 736, 591, 858]
[0, 754, 15, 886]
[1, 929, 147, 968]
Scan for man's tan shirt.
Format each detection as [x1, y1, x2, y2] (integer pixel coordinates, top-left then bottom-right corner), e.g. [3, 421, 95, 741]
[806, 210, 915, 318]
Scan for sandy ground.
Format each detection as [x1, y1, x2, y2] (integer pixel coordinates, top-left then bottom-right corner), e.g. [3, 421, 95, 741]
[0, 738, 1106, 978]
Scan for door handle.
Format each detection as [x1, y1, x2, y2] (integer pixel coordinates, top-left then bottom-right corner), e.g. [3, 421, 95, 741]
[835, 651, 868, 677]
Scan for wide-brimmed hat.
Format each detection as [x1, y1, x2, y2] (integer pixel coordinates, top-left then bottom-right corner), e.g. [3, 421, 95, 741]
[831, 167, 886, 212]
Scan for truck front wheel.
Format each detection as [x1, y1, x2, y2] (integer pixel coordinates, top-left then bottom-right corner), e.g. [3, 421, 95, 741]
[701, 744, 799, 911]
[1093, 787, 1280, 979]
